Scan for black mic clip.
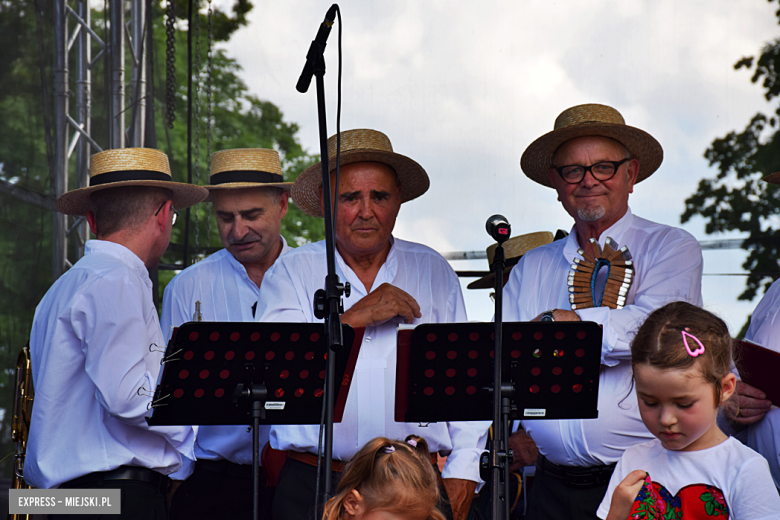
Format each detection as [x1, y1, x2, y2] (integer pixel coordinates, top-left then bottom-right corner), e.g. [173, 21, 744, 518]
[486, 214, 511, 245]
[296, 4, 338, 93]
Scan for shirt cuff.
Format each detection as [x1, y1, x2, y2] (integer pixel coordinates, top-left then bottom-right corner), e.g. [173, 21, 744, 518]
[169, 455, 195, 480]
[574, 306, 618, 366]
[441, 447, 484, 486]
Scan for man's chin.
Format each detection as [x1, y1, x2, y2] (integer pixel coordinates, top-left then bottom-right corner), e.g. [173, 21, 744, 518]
[576, 206, 606, 222]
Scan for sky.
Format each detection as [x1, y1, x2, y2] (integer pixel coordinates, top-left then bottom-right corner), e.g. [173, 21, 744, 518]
[217, 0, 779, 332]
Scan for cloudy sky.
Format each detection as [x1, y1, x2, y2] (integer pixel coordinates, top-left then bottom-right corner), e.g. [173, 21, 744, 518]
[218, 0, 778, 330]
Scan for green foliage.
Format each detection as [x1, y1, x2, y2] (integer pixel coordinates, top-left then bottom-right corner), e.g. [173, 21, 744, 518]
[682, 0, 780, 302]
[0, 0, 323, 477]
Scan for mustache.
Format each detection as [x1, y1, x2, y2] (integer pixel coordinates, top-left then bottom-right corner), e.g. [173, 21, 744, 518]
[229, 233, 261, 245]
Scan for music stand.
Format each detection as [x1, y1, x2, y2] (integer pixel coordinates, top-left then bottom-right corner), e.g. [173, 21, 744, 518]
[395, 321, 602, 423]
[147, 321, 362, 520]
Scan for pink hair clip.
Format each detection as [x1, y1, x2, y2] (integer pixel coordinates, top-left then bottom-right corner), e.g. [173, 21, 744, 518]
[383, 446, 395, 454]
[407, 439, 418, 448]
[682, 328, 705, 357]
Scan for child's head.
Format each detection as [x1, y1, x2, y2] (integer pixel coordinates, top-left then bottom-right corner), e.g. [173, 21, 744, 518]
[322, 436, 445, 520]
[631, 301, 737, 451]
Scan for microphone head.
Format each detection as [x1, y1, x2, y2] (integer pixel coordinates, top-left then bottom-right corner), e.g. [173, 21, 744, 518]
[486, 214, 511, 244]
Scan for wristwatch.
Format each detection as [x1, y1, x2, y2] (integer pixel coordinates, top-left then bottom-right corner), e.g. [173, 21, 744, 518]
[540, 309, 556, 322]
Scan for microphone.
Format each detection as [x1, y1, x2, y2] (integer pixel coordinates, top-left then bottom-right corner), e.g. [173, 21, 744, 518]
[486, 214, 511, 244]
[296, 4, 338, 93]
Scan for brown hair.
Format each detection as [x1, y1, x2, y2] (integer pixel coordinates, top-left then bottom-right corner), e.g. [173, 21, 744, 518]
[322, 436, 445, 520]
[90, 186, 172, 237]
[631, 301, 735, 405]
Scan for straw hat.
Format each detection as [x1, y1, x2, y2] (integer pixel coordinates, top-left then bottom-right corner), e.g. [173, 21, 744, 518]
[763, 171, 780, 184]
[291, 129, 430, 217]
[57, 148, 209, 216]
[467, 231, 554, 289]
[205, 148, 293, 201]
[520, 104, 664, 188]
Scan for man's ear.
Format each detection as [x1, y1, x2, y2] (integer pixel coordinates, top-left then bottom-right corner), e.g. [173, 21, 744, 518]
[625, 159, 640, 194]
[343, 489, 364, 517]
[86, 211, 98, 236]
[547, 169, 562, 201]
[155, 200, 171, 232]
[278, 191, 289, 219]
[318, 184, 326, 216]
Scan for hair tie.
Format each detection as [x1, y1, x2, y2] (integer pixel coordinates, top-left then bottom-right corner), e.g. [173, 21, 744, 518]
[383, 446, 395, 454]
[682, 328, 705, 357]
[407, 439, 418, 448]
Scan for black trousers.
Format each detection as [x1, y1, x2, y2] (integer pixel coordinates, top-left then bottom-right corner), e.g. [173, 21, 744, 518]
[271, 457, 454, 520]
[524, 471, 609, 520]
[51, 480, 167, 520]
[169, 461, 270, 520]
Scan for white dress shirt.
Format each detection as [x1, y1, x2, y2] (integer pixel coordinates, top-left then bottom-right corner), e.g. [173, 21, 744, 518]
[160, 238, 291, 475]
[742, 278, 780, 491]
[26, 240, 195, 489]
[504, 208, 703, 467]
[257, 237, 490, 483]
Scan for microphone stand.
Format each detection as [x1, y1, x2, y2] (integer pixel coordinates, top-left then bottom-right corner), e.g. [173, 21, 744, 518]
[490, 243, 511, 520]
[297, 4, 346, 501]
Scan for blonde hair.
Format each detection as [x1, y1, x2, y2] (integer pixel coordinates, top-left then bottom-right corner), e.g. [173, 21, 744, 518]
[322, 436, 445, 520]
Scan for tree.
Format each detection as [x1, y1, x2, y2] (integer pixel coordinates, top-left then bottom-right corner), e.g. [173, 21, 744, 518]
[681, 0, 780, 317]
[0, 0, 323, 477]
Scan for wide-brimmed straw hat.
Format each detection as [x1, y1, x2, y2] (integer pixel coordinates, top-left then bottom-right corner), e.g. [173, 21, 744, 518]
[763, 171, 780, 184]
[292, 129, 430, 217]
[57, 148, 209, 216]
[467, 231, 554, 289]
[205, 148, 293, 202]
[520, 104, 664, 188]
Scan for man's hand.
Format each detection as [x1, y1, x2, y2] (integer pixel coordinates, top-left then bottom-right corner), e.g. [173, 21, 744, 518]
[442, 478, 477, 520]
[341, 283, 421, 328]
[725, 381, 772, 426]
[531, 309, 581, 322]
[507, 429, 538, 472]
[606, 470, 646, 520]
[167, 480, 183, 511]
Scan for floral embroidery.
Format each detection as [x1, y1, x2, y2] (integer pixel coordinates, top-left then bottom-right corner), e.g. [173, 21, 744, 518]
[628, 478, 728, 519]
[700, 486, 729, 517]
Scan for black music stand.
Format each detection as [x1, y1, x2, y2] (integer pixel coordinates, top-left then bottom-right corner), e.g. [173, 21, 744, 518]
[147, 322, 362, 520]
[395, 321, 602, 423]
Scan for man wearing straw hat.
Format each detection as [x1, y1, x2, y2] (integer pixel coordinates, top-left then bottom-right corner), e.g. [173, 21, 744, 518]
[161, 148, 292, 519]
[25, 148, 208, 518]
[503, 104, 704, 520]
[256, 129, 490, 520]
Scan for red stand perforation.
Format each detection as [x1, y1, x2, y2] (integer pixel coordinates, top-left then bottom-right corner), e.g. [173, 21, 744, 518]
[395, 322, 601, 422]
[147, 322, 362, 426]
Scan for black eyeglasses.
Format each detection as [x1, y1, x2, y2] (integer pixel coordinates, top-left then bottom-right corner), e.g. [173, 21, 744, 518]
[553, 158, 630, 184]
[154, 200, 178, 225]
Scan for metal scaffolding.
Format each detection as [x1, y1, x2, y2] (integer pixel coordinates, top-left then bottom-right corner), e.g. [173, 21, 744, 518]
[52, 0, 148, 281]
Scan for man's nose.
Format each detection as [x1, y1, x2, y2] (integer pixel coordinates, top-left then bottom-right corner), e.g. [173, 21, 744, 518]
[233, 217, 249, 238]
[357, 198, 374, 218]
[579, 167, 601, 188]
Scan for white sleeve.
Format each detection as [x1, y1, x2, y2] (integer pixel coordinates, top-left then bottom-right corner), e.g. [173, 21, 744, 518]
[160, 276, 191, 333]
[596, 453, 629, 519]
[729, 455, 780, 519]
[74, 276, 194, 453]
[441, 279, 491, 483]
[577, 233, 703, 365]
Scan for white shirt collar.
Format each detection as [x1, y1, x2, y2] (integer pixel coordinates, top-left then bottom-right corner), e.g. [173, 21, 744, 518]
[563, 206, 634, 262]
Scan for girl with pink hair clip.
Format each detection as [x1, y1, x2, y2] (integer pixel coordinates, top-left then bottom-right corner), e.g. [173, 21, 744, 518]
[597, 301, 779, 519]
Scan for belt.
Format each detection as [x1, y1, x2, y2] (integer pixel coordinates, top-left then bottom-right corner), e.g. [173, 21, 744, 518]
[535, 455, 616, 488]
[288, 450, 439, 473]
[196, 459, 255, 481]
[60, 465, 171, 494]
